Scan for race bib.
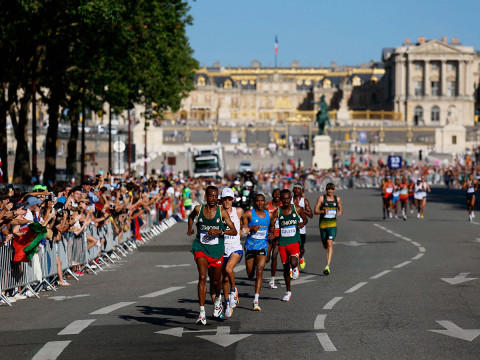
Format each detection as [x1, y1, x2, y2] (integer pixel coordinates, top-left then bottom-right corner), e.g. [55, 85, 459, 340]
[385, 187, 393, 193]
[200, 232, 219, 245]
[281, 226, 296, 237]
[252, 229, 267, 240]
[324, 209, 337, 219]
[400, 188, 408, 195]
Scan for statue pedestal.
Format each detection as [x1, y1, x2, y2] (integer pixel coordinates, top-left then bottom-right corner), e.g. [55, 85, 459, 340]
[313, 135, 332, 169]
[434, 124, 466, 154]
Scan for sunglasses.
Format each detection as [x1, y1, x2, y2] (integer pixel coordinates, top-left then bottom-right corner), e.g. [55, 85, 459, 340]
[326, 187, 335, 190]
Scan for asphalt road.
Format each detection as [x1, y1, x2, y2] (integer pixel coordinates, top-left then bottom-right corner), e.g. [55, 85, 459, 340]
[1, 188, 479, 359]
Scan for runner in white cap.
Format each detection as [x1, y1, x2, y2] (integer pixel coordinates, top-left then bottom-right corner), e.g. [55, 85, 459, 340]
[292, 183, 312, 275]
[220, 187, 243, 318]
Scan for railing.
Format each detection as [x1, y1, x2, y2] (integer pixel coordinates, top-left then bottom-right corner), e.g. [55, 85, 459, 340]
[349, 110, 402, 121]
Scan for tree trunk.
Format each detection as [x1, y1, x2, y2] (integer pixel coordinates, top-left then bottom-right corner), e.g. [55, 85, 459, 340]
[12, 95, 32, 184]
[44, 97, 60, 185]
[0, 88, 8, 184]
[66, 107, 79, 182]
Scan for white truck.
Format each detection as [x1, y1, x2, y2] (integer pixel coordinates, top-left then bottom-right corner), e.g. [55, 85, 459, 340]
[188, 145, 225, 178]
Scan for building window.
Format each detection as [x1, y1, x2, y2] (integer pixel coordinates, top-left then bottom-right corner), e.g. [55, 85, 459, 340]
[447, 81, 457, 97]
[197, 77, 206, 87]
[323, 79, 331, 88]
[431, 105, 440, 122]
[447, 61, 457, 72]
[414, 106, 423, 125]
[452, 135, 457, 145]
[414, 81, 424, 96]
[431, 62, 440, 71]
[431, 81, 440, 96]
[414, 61, 422, 71]
[224, 79, 232, 89]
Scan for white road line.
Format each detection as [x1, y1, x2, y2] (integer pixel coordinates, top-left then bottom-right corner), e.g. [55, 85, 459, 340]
[187, 280, 198, 285]
[314, 314, 327, 330]
[412, 253, 424, 260]
[58, 319, 96, 335]
[90, 302, 136, 315]
[370, 270, 391, 280]
[411, 241, 421, 247]
[345, 282, 367, 293]
[419, 247, 426, 252]
[32, 341, 71, 360]
[140, 286, 185, 298]
[393, 261, 411, 269]
[323, 297, 343, 310]
[234, 265, 246, 273]
[316, 333, 337, 351]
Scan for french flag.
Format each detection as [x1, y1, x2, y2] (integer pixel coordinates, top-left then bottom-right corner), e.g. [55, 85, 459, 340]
[274, 35, 278, 55]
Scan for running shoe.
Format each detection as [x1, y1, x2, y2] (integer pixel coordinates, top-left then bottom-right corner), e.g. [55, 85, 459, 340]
[253, 301, 261, 311]
[420, 214, 424, 219]
[403, 214, 407, 221]
[323, 265, 331, 276]
[282, 292, 292, 302]
[473, 212, 476, 218]
[469, 214, 473, 222]
[213, 296, 223, 318]
[225, 301, 233, 318]
[14, 293, 27, 300]
[417, 213, 420, 219]
[292, 267, 300, 280]
[299, 257, 306, 270]
[269, 279, 278, 289]
[230, 288, 239, 308]
[196, 313, 207, 325]
[75, 271, 85, 276]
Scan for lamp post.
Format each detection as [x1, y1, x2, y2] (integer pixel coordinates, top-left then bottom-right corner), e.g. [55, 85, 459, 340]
[105, 85, 112, 174]
[31, 79, 38, 181]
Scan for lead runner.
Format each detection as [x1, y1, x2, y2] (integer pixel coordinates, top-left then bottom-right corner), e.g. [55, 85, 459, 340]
[187, 185, 237, 325]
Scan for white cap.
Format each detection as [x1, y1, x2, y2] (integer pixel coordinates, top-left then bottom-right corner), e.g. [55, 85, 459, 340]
[221, 187, 235, 198]
[245, 181, 253, 187]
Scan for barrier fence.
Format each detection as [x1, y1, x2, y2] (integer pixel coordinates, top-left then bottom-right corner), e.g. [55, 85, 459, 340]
[0, 209, 180, 307]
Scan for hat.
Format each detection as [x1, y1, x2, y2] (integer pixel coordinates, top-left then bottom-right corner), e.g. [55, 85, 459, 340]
[33, 184, 47, 191]
[24, 197, 42, 209]
[245, 181, 253, 187]
[221, 188, 235, 198]
[13, 202, 27, 211]
[56, 196, 67, 204]
[293, 183, 303, 189]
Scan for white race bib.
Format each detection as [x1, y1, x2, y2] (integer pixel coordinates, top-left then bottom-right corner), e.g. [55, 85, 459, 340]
[385, 187, 393, 193]
[252, 229, 267, 240]
[281, 226, 296, 238]
[200, 232, 219, 245]
[324, 209, 337, 219]
[400, 188, 408, 195]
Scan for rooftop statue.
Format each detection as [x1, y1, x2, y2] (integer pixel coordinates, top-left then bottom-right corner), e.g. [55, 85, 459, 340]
[313, 95, 331, 135]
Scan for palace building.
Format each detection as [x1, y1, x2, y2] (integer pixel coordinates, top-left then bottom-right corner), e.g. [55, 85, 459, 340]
[172, 37, 480, 127]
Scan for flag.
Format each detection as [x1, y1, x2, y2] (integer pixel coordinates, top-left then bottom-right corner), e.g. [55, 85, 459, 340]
[274, 35, 279, 55]
[0, 156, 3, 183]
[12, 222, 47, 263]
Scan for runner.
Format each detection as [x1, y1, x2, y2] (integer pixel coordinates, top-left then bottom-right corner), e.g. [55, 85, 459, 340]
[382, 176, 394, 219]
[414, 176, 431, 219]
[187, 185, 237, 325]
[220, 187, 243, 318]
[392, 178, 401, 219]
[399, 177, 409, 221]
[408, 178, 415, 214]
[314, 182, 343, 276]
[269, 189, 308, 302]
[462, 175, 477, 222]
[241, 193, 271, 311]
[266, 188, 281, 289]
[292, 183, 313, 273]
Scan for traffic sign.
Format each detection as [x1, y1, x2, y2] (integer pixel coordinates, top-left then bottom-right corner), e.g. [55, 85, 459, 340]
[113, 141, 126, 152]
[387, 155, 402, 169]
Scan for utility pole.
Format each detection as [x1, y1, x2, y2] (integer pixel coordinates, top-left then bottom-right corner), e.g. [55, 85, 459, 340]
[108, 104, 112, 173]
[127, 109, 132, 174]
[80, 101, 86, 182]
[31, 80, 37, 181]
[144, 118, 148, 176]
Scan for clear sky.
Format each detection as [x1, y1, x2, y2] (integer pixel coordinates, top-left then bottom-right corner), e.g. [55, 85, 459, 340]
[187, 0, 480, 68]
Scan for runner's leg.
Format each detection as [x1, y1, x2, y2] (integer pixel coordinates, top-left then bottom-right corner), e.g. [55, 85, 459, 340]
[195, 257, 208, 306]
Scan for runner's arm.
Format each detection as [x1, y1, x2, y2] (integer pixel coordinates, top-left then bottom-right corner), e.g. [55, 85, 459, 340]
[337, 196, 343, 216]
[297, 207, 308, 228]
[314, 195, 324, 215]
[304, 198, 313, 218]
[187, 205, 200, 235]
[221, 208, 237, 236]
[268, 209, 278, 239]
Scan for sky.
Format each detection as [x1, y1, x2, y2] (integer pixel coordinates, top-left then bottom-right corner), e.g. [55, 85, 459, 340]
[186, 0, 480, 68]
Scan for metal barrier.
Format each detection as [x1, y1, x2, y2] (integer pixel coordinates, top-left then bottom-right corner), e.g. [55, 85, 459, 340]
[1, 208, 180, 306]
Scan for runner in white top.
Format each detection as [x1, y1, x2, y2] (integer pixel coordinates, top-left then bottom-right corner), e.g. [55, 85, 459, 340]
[220, 187, 244, 318]
[462, 175, 478, 222]
[292, 183, 312, 276]
[414, 176, 431, 219]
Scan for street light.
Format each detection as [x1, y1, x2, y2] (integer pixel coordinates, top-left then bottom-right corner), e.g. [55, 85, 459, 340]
[105, 85, 112, 174]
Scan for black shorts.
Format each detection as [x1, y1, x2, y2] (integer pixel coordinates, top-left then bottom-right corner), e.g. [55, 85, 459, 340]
[245, 249, 267, 260]
[467, 193, 475, 202]
[300, 234, 306, 248]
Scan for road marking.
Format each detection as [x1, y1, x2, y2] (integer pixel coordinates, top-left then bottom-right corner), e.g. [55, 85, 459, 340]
[49, 294, 90, 301]
[314, 314, 327, 330]
[345, 282, 367, 293]
[140, 286, 185, 298]
[393, 261, 411, 269]
[411, 241, 421, 247]
[370, 270, 391, 280]
[316, 333, 337, 351]
[323, 297, 343, 310]
[90, 302, 136, 315]
[187, 280, 198, 285]
[429, 320, 480, 342]
[156, 327, 185, 337]
[32, 341, 71, 360]
[418, 247, 426, 252]
[234, 265, 246, 273]
[336, 240, 365, 247]
[197, 326, 252, 348]
[155, 264, 191, 269]
[58, 319, 96, 335]
[412, 253, 424, 260]
[474, 238, 480, 243]
[441, 272, 477, 285]
[279, 274, 317, 287]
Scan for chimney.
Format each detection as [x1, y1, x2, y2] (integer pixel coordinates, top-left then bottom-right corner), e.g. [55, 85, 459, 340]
[451, 37, 459, 44]
[417, 36, 426, 45]
[404, 37, 411, 45]
[442, 36, 447, 44]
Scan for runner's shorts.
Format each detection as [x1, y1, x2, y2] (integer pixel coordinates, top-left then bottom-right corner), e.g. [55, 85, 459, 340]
[245, 248, 267, 260]
[279, 242, 300, 264]
[194, 251, 223, 268]
[223, 250, 243, 266]
[320, 227, 337, 248]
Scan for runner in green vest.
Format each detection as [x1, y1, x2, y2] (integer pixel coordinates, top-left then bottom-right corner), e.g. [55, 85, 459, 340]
[314, 182, 343, 276]
[187, 185, 237, 325]
[269, 189, 308, 302]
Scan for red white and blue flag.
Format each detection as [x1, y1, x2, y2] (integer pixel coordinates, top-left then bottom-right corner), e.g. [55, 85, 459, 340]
[274, 35, 279, 55]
